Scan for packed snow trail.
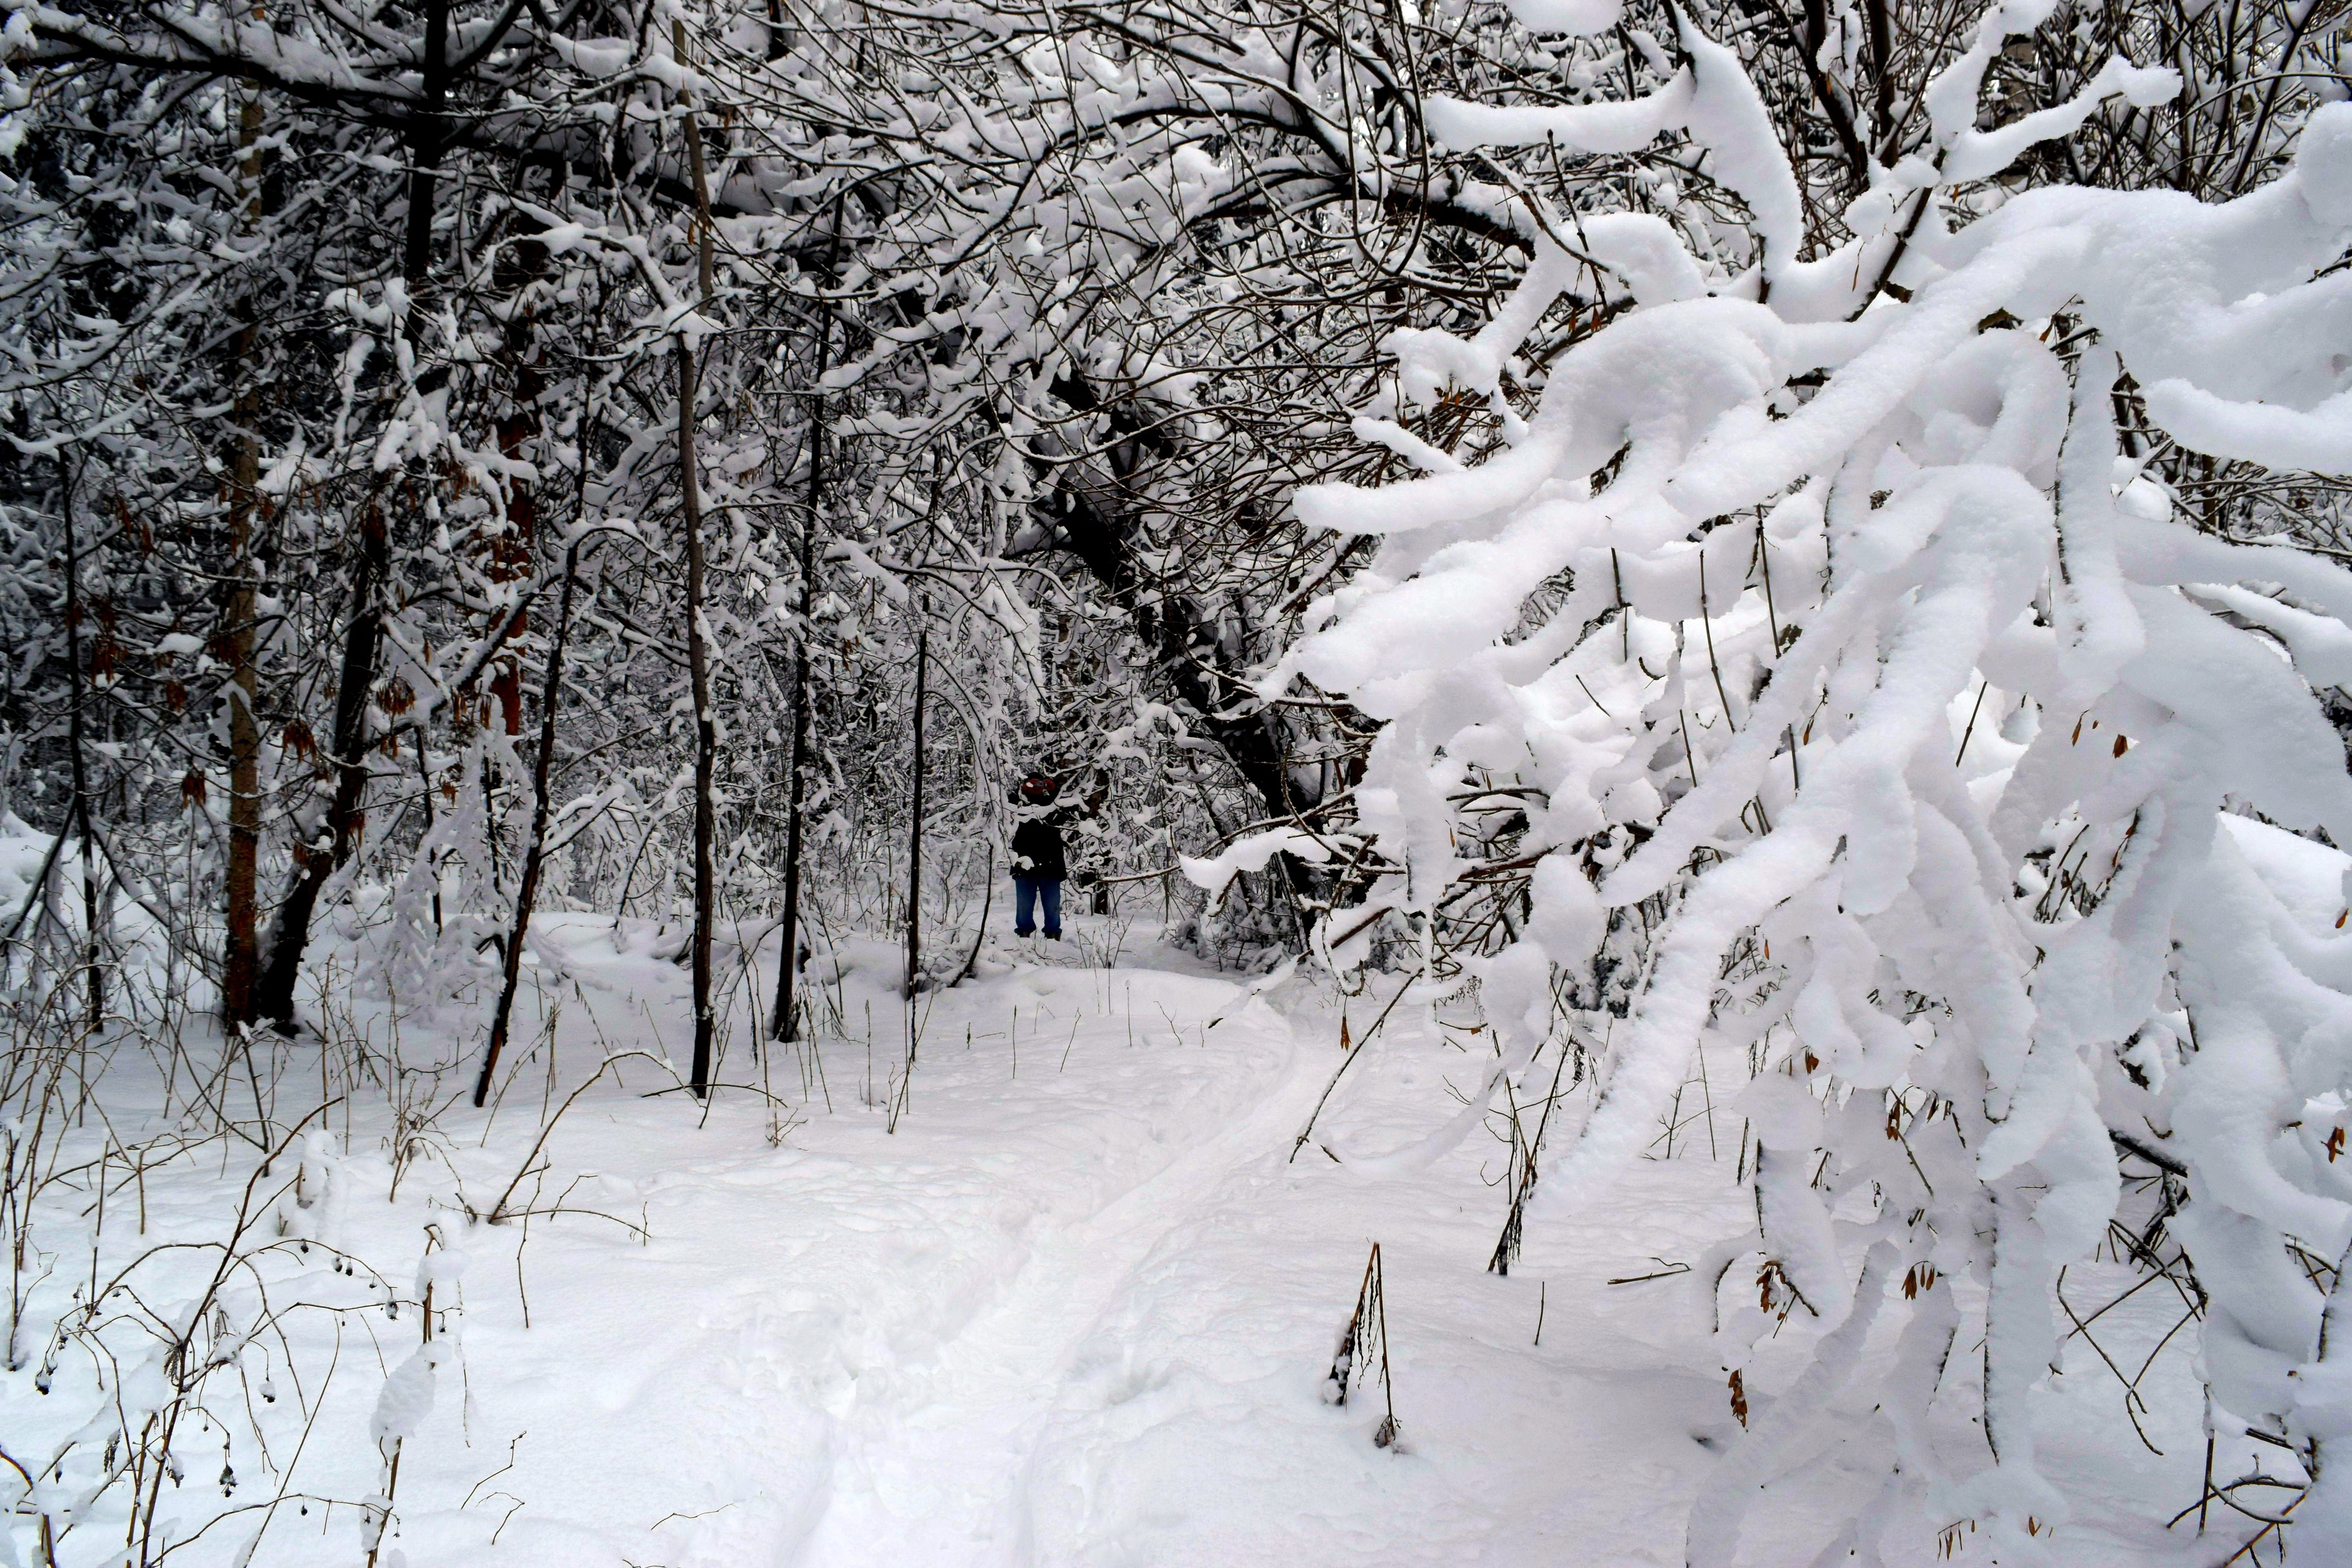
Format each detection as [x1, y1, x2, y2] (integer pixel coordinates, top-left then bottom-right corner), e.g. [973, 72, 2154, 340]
[781, 970, 1318, 1566]
[361, 936, 1353, 1566]
[178, 913, 2232, 1568]
[343, 920, 1730, 1568]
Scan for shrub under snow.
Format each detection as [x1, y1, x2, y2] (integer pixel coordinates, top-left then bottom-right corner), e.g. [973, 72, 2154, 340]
[1278, 6, 2352, 1559]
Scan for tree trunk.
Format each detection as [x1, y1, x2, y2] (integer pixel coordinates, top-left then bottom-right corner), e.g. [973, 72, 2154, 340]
[680, 336, 717, 1099]
[250, 0, 444, 1029]
[1032, 380, 1351, 947]
[60, 483, 103, 1032]
[769, 439, 821, 1044]
[677, 19, 720, 1098]
[220, 73, 265, 1031]
[401, 0, 450, 292]
[905, 625, 926, 1001]
[473, 541, 583, 1107]
[252, 510, 387, 1027]
[486, 230, 549, 735]
[1037, 370, 1316, 824]
[769, 211, 840, 1044]
[1046, 481, 1306, 818]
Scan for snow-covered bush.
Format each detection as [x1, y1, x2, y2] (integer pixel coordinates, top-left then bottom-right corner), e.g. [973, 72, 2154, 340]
[0, 955, 418, 1567]
[1276, 4, 2352, 1558]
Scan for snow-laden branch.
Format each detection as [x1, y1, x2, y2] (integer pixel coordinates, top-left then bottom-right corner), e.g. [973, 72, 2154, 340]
[1279, 11, 2352, 1556]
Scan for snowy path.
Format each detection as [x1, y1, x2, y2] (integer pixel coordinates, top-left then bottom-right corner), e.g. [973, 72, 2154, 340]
[221, 915, 2214, 1568]
[355, 924, 1766, 1568]
[379, 938, 1455, 1568]
[6, 915, 2228, 1567]
[786, 977, 1318, 1565]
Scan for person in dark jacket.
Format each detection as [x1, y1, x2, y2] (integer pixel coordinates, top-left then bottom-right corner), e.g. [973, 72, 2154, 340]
[1011, 774, 1069, 939]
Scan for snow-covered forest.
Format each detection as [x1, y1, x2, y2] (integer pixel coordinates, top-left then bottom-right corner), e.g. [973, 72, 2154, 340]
[8, 0, 2352, 1559]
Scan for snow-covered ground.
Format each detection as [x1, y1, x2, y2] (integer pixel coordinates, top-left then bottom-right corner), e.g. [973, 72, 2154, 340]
[4, 908, 2264, 1567]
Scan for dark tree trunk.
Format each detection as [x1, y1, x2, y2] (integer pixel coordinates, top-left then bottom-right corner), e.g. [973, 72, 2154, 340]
[252, 510, 388, 1027]
[1030, 372, 1352, 945]
[677, 19, 720, 1098]
[60, 480, 103, 1032]
[1029, 392, 1308, 822]
[1864, 0, 1895, 155]
[251, 0, 446, 1029]
[473, 541, 583, 1107]
[486, 236, 548, 736]
[681, 336, 718, 1100]
[1053, 484, 1302, 817]
[221, 79, 266, 1031]
[401, 0, 450, 291]
[769, 409, 823, 1043]
[770, 209, 842, 1044]
[905, 625, 926, 1000]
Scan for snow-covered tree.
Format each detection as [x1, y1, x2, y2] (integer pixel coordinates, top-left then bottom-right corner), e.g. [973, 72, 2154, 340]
[1273, 2, 2352, 1557]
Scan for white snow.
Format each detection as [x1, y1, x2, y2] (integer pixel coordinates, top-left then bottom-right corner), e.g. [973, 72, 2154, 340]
[2, 907, 2286, 1565]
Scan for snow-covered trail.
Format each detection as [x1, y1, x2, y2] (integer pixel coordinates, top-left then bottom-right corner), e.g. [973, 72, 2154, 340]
[377, 935, 1370, 1566]
[368, 921, 1748, 1568]
[783, 973, 1319, 1566]
[5, 912, 2230, 1567]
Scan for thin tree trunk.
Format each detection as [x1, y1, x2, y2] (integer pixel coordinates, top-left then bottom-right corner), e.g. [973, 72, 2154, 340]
[677, 18, 720, 1099]
[1864, 0, 1894, 157]
[486, 233, 549, 736]
[251, 0, 443, 1029]
[891, 622, 927, 1132]
[905, 625, 926, 1002]
[769, 209, 841, 1044]
[680, 336, 717, 1099]
[60, 478, 103, 1032]
[221, 71, 265, 1031]
[768, 501, 818, 1042]
[473, 541, 584, 1107]
[252, 511, 387, 1027]
[401, 0, 450, 291]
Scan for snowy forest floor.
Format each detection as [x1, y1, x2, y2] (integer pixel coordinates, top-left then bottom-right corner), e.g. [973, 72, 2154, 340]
[7, 909, 2259, 1567]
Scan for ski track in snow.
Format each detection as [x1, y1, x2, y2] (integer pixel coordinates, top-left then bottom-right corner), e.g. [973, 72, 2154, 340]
[790, 1002, 1310, 1564]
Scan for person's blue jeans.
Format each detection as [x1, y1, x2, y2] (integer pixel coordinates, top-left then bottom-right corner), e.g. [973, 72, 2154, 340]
[1014, 877, 1062, 939]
